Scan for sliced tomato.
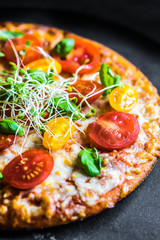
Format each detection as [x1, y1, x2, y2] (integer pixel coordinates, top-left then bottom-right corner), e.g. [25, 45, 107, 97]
[2, 148, 54, 189]
[4, 34, 41, 65]
[43, 117, 75, 150]
[52, 34, 100, 74]
[109, 84, 138, 112]
[87, 111, 140, 151]
[0, 134, 15, 150]
[24, 58, 62, 74]
[69, 80, 103, 105]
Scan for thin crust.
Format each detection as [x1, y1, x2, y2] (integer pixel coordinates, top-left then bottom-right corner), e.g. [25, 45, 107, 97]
[0, 22, 160, 229]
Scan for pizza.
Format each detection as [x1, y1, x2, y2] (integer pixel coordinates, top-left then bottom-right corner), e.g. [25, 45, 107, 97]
[0, 22, 159, 229]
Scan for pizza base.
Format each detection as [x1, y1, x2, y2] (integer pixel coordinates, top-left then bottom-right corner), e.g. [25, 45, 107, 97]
[0, 22, 160, 229]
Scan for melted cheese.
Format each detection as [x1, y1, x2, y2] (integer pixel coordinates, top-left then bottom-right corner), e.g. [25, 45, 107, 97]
[0, 70, 159, 223]
[0, 92, 157, 209]
[72, 166, 124, 206]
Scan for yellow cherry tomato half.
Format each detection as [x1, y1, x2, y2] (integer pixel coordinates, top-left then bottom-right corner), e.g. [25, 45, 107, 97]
[43, 117, 75, 150]
[24, 57, 62, 74]
[109, 84, 138, 112]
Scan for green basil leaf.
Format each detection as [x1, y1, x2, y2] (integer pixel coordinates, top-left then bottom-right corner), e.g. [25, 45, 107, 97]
[54, 97, 85, 120]
[100, 63, 113, 86]
[25, 69, 53, 84]
[78, 148, 101, 177]
[0, 30, 24, 41]
[54, 97, 74, 112]
[114, 74, 121, 84]
[54, 38, 74, 58]
[99, 63, 121, 96]
[0, 52, 4, 57]
[0, 172, 3, 179]
[0, 120, 24, 136]
[25, 40, 31, 48]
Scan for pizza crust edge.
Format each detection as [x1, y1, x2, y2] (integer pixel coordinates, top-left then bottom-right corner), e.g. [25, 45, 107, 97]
[0, 22, 159, 229]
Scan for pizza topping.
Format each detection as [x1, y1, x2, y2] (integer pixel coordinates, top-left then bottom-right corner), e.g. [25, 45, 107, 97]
[53, 34, 101, 74]
[109, 84, 138, 112]
[24, 68, 56, 84]
[0, 62, 86, 138]
[0, 134, 15, 150]
[78, 148, 101, 177]
[0, 172, 3, 179]
[99, 63, 122, 96]
[24, 57, 62, 74]
[54, 38, 74, 58]
[69, 79, 103, 105]
[0, 52, 4, 57]
[43, 117, 75, 150]
[87, 112, 140, 151]
[0, 24, 159, 229]
[0, 119, 24, 136]
[0, 30, 24, 41]
[2, 148, 54, 189]
[4, 34, 41, 65]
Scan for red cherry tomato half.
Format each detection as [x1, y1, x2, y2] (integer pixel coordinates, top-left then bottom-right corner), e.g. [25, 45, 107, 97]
[87, 112, 140, 151]
[53, 34, 100, 74]
[4, 34, 41, 65]
[2, 148, 54, 189]
[69, 80, 103, 105]
[0, 134, 15, 150]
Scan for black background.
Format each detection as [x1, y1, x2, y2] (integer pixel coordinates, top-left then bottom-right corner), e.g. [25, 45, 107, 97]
[0, 0, 160, 44]
[0, 1, 160, 240]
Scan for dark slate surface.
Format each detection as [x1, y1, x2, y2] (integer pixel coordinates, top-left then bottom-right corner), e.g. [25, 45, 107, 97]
[0, 7, 160, 240]
[0, 0, 160, 44]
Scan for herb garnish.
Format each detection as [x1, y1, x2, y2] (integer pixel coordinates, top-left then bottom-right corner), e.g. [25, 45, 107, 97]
[0, 172, 3, 179]
[25, 40, 31, 48]
[0, 60, 87, 138]
[0, 119, 24, 136]
[78, 148, 101, 177]
[0, 30, 24, 41]
[0, 52, 4, 57]
[54, 38, 74, 58]
[99, 63, 121, 96]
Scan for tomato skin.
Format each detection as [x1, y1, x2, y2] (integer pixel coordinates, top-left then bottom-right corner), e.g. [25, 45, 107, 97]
[2, 148, 54, 189]
[70, 80, 103, 105]
[4, 34, 41, 65]
[24, 58, 62, 74]
[87, 112, 140, 151]
[109, 85, 138, 112]
[52, 34, 100, 74]
[43, 118, 75, 150]
[0, 134, 15, 150]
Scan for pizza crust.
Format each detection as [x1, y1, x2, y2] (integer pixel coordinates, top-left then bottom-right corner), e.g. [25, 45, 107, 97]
[0, 22, 160, 229]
